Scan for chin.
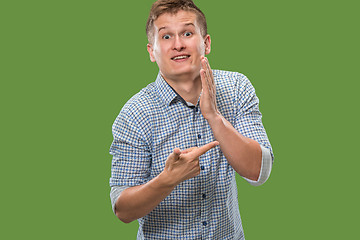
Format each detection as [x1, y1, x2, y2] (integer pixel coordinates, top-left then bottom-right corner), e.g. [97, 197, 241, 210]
[172, 65, 200, 76]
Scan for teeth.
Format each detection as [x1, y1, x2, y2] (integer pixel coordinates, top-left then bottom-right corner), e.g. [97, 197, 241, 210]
[173, 55, 189, 60]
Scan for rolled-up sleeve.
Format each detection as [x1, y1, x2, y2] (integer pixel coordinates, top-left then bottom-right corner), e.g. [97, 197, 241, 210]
[109, 109, 152, 187]
[243, 145, 272, 186]
[110, 185, 130, 214]
[233, 73, 274, 185]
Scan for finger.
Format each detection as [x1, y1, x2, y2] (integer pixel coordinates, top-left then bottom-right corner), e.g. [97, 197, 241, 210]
[204, 57, 214, 89]
[190, 141, 219, 158]
[170, 148, 181, 160]
[200, 56, 207, 70]
[201, 58, 214, 94]
[203, 58, 211, 81]
[200, 57, 210, 79]
[200, 69, 209, 94]
[181, 147, 198, 154]
[204, 57, 211, 71]
[205, 57, 214, 82]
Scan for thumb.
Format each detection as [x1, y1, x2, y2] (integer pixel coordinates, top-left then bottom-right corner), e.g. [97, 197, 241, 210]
[170, 148, 181, 160]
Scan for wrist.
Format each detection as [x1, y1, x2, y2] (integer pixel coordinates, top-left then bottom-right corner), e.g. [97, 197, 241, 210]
[206, 112, 223, 125]
[157, 170, 179, 189]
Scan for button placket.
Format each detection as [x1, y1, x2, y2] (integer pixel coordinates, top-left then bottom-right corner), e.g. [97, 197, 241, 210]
[193, 107, 209, 233]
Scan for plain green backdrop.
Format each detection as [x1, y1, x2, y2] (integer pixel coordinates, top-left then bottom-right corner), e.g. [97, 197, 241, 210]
[1, 0, 359, 239]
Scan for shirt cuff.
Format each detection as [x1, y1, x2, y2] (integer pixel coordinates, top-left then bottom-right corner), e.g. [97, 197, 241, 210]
[110, 185, 130, 214]
[243, 145, 272, 186]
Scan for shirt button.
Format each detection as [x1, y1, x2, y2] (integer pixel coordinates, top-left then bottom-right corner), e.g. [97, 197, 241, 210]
[198, 134, 201, 139]
[200, 166, 205, 170]
[195, 107, 198, 112]
[202, 221, 207, 226]
[202, 194, 206, 199]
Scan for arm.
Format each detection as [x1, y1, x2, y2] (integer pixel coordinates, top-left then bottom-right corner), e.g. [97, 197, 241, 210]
[200, 57, 268, 181]
[114, 170, 176, 223]
[244, 145, 272, 186]
[114, 141, 219, 223]
[206, 114, 262, 181]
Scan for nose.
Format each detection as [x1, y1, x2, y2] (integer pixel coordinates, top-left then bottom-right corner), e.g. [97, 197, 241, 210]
[173, 35, 185, 51]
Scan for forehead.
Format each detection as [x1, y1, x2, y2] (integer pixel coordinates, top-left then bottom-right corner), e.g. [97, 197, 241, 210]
[154, 10, 199, 31]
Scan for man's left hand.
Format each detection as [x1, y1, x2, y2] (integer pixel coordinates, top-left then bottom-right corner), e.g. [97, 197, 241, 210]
[200, 56, 220, 120]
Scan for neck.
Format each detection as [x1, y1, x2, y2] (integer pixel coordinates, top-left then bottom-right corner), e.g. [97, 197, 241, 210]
[162, 73, 202, 105]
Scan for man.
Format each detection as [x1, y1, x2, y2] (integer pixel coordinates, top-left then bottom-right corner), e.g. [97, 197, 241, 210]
[109, 0, 273, 239]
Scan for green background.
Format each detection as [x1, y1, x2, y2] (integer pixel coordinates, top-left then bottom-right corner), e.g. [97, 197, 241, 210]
[1, 0, 358, 239]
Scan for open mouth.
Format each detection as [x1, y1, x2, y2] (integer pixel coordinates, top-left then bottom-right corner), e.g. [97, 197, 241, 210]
[171, 55, 190, 60]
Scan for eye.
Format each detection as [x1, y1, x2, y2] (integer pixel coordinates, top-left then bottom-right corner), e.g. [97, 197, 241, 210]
[162, 34, 171, 40]
[184, 32, 192, 37]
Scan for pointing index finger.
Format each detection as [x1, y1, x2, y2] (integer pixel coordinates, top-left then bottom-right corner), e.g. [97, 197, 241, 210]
[191, 141, 219, 158]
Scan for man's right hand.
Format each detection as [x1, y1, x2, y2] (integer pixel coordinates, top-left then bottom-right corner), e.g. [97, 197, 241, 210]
[161, 141, 219, 187]
[115, 140, 219, 223]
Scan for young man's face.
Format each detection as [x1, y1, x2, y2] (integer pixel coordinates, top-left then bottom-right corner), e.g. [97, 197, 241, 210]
[147, 10, 211, 81]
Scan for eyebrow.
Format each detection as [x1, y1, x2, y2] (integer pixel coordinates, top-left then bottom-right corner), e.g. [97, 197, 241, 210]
[158, 23, 195, 33]
[158, 26, 167, 32]
[184, 23, 195, 27]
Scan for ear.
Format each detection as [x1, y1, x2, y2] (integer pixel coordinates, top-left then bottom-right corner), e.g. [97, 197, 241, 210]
[204, 34, 211, 55]
[147, 43, 156, 62]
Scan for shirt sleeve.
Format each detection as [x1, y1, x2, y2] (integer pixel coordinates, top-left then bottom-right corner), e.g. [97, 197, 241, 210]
[243, 145, 272, 186]
[233, 73, 274, 184]
[109, 109, 152, 187]
[110, 185, 130, 214]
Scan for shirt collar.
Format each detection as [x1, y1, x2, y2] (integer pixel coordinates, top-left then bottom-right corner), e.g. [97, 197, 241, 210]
[155, 73, 178, 106]
[155, 72, 197, 109]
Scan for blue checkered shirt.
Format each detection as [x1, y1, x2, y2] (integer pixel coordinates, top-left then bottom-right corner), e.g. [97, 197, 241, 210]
[109, 70, 273, 239]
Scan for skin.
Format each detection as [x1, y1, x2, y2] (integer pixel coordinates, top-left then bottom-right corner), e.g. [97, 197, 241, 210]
[147, 10, 211, 104]
[115, 10, 262, 224]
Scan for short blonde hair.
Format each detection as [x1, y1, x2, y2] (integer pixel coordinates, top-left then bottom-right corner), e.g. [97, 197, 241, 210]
[146, 0, 207, 43]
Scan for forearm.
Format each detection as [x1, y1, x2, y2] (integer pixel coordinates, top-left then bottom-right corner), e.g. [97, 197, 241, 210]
[114, 172, 176, 223]
[114, 141, 219, 223]
[207, 114, 262, 181]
